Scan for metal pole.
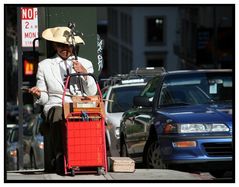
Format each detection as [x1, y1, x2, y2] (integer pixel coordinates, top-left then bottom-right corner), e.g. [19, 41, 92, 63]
[17, 7, 24, 170]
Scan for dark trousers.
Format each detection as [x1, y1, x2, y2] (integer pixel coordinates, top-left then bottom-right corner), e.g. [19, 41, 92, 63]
[43, 106, 64, 174]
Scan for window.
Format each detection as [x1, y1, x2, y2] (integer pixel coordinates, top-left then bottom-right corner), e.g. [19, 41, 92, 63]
[146, 17, 166, 45]
[145, 52, 167, 67]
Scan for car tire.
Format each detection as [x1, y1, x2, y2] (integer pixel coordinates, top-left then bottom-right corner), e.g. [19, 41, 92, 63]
[143, 139, 167, 169]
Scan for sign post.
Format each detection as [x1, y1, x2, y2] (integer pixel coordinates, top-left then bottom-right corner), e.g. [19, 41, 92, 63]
[17, 7, 39, 170]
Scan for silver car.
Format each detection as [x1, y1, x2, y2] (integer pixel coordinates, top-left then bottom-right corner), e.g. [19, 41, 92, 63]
[6, 124, 31, 170]
[24, 114, 44, 169]
[103, 80, 146, 156]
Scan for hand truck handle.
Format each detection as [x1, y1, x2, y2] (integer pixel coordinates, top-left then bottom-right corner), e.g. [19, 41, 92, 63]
[62, 73, 103, 107]
[65, 73, 97, 82]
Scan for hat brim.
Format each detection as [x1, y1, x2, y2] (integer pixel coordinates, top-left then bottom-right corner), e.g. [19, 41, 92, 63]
[42, 27, 85, 45]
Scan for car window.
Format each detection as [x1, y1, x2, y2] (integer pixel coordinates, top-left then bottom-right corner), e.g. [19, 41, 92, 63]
[140, 77, 161, 100]
[125, 120, 145, 135]
[159, 85, 210, 106]
[108, 86, 144, 113]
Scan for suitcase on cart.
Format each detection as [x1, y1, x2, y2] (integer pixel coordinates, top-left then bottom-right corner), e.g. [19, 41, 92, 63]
[62, 73, 107, 176]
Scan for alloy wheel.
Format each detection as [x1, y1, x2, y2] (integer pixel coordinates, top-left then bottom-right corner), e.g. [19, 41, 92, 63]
[146, 141, 166, 169]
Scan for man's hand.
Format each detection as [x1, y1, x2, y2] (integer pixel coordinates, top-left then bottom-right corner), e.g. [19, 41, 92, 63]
[72, 60, 87, 74]
[29, 86, 41, 99]
[72, 60, 88, 80]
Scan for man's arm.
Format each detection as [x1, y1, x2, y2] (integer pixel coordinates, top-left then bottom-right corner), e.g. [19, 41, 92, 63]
[29, 62, 49, 105]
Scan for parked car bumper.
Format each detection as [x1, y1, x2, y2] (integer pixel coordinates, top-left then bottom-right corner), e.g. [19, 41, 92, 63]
[158, 135, 232, 164]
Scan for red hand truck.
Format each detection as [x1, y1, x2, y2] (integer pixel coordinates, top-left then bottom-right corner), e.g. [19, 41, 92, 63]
[62, 73, 107, 176]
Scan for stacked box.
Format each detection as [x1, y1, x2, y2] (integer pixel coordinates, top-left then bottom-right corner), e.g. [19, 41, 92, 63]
[64, 95, 105, 118]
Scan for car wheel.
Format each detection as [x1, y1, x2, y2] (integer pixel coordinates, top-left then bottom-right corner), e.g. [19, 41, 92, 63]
[144, 140, 167, 169]
[120, 139, 128, 157]
[97, 167, 106, 175]
[70, 168, 75, 176]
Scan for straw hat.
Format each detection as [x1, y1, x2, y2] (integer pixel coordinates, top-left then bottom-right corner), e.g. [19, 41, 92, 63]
[42, 26, 85, 45]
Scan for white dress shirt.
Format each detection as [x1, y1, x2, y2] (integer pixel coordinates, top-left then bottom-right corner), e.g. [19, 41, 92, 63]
[35, 54, 97, 115]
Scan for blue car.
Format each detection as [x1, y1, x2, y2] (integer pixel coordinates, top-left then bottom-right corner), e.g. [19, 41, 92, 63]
[120, 69, 233, 178]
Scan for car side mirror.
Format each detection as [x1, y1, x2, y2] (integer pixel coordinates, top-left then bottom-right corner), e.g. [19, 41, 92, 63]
[133, 96, 152, 107]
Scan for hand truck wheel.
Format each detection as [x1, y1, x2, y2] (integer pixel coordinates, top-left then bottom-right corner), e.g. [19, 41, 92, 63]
[97, 167, 105, 175]
[70, 168, 75, 176]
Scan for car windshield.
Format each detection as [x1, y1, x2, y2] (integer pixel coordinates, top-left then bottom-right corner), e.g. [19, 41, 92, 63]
[10, 128, 19, 142]
[159, 85, 210, 106]
[7, 127, 14, 141]
[159, 71, 232, 106]
[108, 86, 144, 113]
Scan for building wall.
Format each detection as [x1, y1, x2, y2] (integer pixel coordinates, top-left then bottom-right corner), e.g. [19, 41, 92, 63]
[107, 5, 234, 75]
[42, 7, 99, 75]
[132, 7, 179, 71]
[107, 6, 179, 76]
[178, 6, 234, 69]
[198, 6, 233, 28]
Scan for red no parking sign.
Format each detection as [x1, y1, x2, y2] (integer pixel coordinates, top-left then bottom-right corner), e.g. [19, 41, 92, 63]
[21, 7, 39, 47]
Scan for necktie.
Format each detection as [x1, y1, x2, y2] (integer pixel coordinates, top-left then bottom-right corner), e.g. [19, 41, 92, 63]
[64, 61, 70, 75]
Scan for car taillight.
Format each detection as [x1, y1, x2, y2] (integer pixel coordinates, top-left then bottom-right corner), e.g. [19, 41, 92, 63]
[10, 150, 17, 157]
[38, 142, 44, 149]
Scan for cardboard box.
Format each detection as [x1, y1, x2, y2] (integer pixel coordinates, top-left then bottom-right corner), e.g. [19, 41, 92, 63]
[109, 157, 135, 173]
[64, 95, 105, 119]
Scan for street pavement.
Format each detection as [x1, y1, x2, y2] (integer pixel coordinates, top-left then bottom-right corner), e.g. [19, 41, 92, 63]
[5, 169, 215, 181]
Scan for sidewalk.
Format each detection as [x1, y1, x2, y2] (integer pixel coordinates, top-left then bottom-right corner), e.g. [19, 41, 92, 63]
[5, 169, 214, 181]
